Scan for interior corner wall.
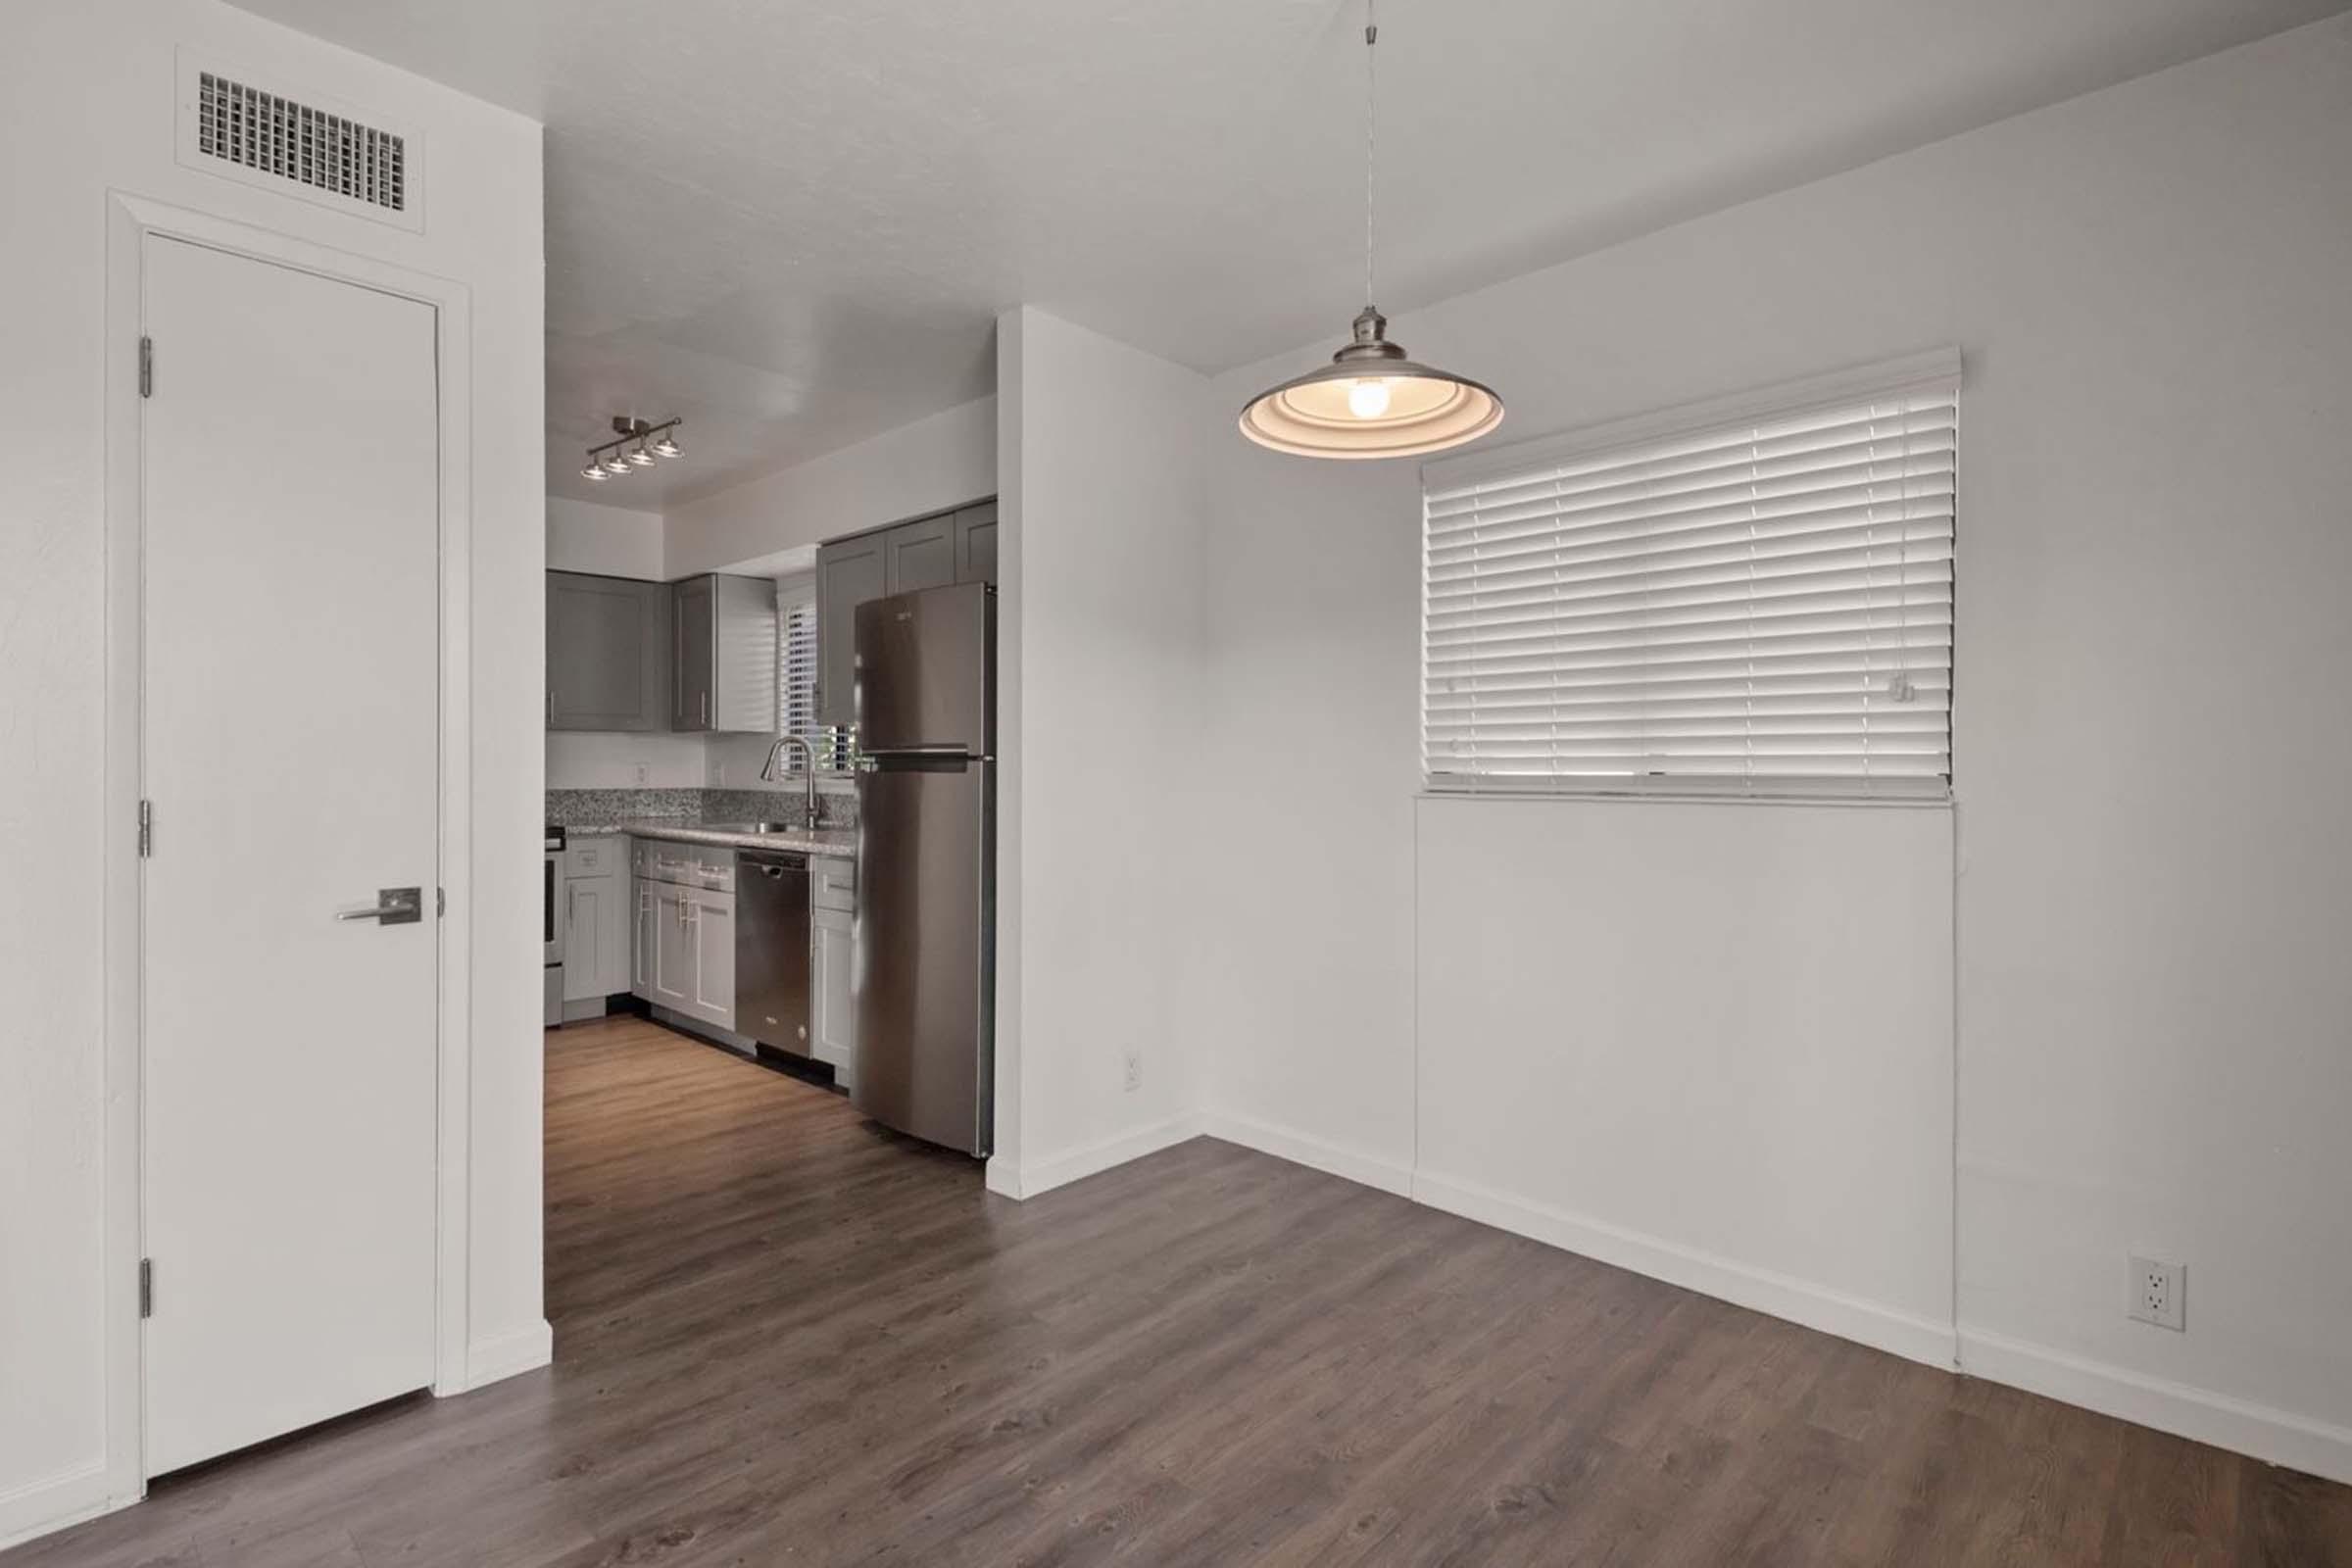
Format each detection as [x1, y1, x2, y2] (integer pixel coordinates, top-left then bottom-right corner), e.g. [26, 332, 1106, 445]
[0, 2, 546, 1544]
[1200, 15, 2352, 1480]
[547, 497, 664, 580]
[662, 395, 998, 579]
[992, 307, 1211, 1196]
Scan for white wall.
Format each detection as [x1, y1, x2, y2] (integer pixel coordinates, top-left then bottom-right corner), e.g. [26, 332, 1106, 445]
[663, 395, 996, 577]
[545, 733, 708, 791]
[547, 497, 663, 579]
[1200, 16, 2352, 1481]
[991, 309, 1211, 1195]
[0, 2, 546, 1544]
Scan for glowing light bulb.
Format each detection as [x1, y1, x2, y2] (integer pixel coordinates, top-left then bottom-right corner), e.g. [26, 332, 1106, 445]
[1348, 378, 1392, 418]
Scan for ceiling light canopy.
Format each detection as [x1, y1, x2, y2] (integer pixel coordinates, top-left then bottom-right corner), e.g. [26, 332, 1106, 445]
[582, 416, 683, 484]
[1240, 2, 1501, 461]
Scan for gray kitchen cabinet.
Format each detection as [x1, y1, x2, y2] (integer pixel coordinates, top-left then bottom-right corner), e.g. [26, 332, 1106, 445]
[671, 573, 777, 733]
[814, 498, 996, 726]
[563, 836, 629, 1005]
[811, 897, 857, 1090]
[954, 502, 998, 585]
[651, 882, 696, 1014]
[814, 533, 885, 726]
[685, 886, 735, 1031]
[884, 511, 956, 594]
[631, 875, 658, 1003]
[547, 572, 670, 732]
[670, 576, 712, 732]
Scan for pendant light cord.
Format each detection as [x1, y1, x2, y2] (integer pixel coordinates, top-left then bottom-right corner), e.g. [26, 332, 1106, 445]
[1364, 0, 1379, 309]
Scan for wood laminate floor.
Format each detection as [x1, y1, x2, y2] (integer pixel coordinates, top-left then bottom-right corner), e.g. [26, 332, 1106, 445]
[14, 1014, 2351, 1567]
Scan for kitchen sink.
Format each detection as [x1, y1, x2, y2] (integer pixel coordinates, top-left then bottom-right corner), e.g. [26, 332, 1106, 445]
[700, 821, 804, 835]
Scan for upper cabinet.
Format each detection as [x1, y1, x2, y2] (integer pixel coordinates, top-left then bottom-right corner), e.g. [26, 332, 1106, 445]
[954, 502, 997, 585]
[812, 499, 996, 727]
[882, 512, 956, 594]
[672, 573, 777, 733]
[814, 534, 885, 727]
[547, 572, 671, 732]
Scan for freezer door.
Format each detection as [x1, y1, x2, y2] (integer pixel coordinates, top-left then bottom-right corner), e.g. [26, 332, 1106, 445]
[852, 760, 993, 1155]
[854, 583, 992, 756]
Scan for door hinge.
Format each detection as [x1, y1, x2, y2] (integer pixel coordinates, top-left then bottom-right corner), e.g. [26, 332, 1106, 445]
[139, 336, 154, 399]
[139, 1257, 154, 1319]
[437, 886, 446, 917]
[137, 799, 153, 858]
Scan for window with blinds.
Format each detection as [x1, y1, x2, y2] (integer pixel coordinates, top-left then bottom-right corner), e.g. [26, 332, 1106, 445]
[1421, 351, 1958, 800]
[776, 581, 857, 772]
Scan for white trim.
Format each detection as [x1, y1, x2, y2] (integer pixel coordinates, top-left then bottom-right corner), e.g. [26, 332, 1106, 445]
[0, 1462, 118, 1553]
[456, 1320, 556, 1394]
[1409, 1168, 1959, 1369]
[1200, 1112, 1414, 1198]
[985, 1114, 1204, 1200]
[101, 192, 479, 1510]
[1199, 1118, 1957, 1372]
[1958, 1326, 2352, 1487]
[1422, 344, 1964, 489]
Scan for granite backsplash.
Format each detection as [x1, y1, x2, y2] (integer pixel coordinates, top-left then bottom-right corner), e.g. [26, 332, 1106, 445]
[547, 786, 858, 832]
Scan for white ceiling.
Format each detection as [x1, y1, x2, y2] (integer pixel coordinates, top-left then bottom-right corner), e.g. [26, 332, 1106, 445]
[233, 0, 2346, 507]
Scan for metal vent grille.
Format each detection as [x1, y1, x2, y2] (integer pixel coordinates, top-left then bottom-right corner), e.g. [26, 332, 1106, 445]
[196, 72, 407, 213]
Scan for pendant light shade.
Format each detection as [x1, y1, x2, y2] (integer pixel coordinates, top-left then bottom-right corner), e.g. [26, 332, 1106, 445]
[1240, 306, 1502, 459]
[1238, 3, 1502, 460]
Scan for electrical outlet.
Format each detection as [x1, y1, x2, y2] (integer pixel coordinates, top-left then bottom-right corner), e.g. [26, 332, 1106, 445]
[2129, 1255, 2185, 1331]
[1123, 1050, 1143, 1093]
[634, 763, 649, 786]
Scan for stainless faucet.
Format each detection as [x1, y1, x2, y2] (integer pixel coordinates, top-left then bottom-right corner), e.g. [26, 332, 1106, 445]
[760, 733, 820, 828]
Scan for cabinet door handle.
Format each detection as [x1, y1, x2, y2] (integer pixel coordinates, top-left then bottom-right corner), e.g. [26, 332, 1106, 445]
[701, 692, 710, 726]
[546, 689, 555, 722]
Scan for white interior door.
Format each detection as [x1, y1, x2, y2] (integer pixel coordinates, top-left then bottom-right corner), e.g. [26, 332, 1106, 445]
[141, 235, 441, 1476]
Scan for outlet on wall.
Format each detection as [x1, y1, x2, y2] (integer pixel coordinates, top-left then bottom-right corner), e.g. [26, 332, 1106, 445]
[2129, 1255, 2186, 1331]
[1123, 1050, 1143, 1093]
[634, 763, 649, 786]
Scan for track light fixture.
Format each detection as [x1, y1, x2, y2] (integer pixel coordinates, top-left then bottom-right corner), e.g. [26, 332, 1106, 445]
[582, 416, 683, 483]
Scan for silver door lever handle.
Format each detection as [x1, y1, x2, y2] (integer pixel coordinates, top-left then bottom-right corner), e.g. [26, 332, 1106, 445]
[337, 888, 422, 924]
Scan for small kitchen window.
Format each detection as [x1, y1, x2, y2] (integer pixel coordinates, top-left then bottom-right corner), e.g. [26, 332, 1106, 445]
[1419, 349, 1958, 801]
[777, 578, 857, 772]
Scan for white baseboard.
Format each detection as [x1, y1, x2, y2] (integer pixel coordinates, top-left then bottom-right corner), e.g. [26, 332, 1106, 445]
[456, 1318, 555, 1393]
[0, 1459, 123, 1553]
[1959, 1325, 2352, 1487]
[1200, 1110, 1415, 1198]
[987, 1113, 1204, 1200]
[1411, 1167, 1959, 1370]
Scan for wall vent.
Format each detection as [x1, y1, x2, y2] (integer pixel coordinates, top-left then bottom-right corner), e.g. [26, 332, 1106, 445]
[175, 51, 426, 232]
[197, 73, 407, 212]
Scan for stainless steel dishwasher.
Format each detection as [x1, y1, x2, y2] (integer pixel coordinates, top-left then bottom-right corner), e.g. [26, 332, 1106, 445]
[735, 850, 812, 1056]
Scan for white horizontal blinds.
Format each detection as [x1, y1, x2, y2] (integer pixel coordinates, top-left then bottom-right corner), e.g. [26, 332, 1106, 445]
[778, 588, 821, 747]
[1422, 371, 1956, 797]
[777, 578, 858, 773]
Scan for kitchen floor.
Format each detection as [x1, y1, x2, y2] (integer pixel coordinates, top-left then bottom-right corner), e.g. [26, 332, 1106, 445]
[13, 1014, 2350, 1567]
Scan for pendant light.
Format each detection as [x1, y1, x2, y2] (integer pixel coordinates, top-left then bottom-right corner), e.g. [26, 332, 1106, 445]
[1240, 0, 1502, 460]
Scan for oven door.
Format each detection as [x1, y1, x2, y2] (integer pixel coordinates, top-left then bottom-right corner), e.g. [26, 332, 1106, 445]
[544, 851, 565, 965]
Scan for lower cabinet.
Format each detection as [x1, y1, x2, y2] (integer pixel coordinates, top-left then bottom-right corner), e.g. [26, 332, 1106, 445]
[811, 906, 856, 1084]
[810, 854, 858, 1091]
[684, 886, 735, 1032]
[564, 837, 631, 1005]
[637, 871, 737, 1034]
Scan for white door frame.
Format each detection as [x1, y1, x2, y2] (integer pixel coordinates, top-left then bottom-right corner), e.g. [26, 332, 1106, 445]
[99, 191, 477, 1506]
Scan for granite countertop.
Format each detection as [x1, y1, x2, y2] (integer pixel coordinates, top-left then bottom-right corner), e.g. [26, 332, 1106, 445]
[591, 819, 858, 859]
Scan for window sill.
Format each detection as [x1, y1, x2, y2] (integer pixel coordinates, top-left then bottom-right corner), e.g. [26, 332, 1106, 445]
[1416, 788, 1953, 811]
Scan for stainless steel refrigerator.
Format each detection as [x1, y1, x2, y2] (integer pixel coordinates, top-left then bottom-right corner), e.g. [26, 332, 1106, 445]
[850, 582, 995, 1156]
